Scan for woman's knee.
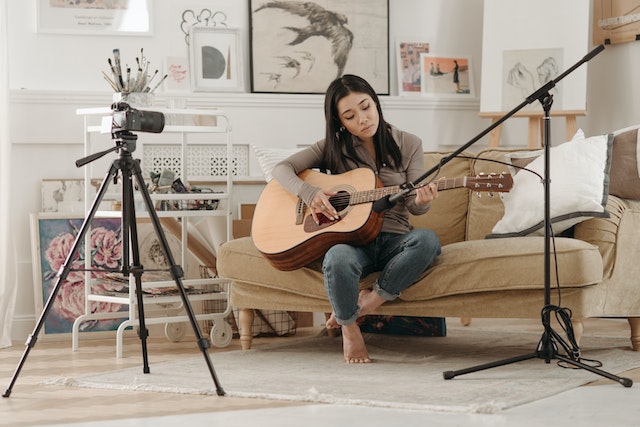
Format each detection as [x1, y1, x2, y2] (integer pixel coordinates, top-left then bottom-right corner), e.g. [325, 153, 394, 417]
[323, 244, 360, 273]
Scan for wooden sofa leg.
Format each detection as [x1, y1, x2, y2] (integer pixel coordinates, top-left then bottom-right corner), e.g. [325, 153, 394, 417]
[239, 308, 255, 350]
[628, 317, 640, 351]
[572, 317, 584, 347]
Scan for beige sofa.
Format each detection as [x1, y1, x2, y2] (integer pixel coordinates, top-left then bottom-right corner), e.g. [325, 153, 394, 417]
[218, 145, 640, 351]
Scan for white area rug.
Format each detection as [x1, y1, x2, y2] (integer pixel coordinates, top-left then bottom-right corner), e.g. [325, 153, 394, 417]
[45, 327, 639, 414]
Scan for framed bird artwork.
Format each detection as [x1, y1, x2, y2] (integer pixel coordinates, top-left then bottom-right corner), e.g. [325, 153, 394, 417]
[249, 0, 389, 94]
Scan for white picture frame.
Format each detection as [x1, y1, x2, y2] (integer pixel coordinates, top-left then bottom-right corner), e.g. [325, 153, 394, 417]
[189, 27, 244, 93]
[36, 0, 153, 36]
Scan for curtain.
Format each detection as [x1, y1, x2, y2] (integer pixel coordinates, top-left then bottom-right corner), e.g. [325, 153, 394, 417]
[0, 0, 17, 349]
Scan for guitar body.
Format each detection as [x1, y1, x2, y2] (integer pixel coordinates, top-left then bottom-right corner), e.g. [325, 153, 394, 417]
[252, 169, 384, 271]
[251, 168, 513, 271]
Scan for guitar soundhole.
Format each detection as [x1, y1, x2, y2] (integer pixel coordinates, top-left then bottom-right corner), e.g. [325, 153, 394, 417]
[329, 191, 350, 212]
[303, 188, 353, 233]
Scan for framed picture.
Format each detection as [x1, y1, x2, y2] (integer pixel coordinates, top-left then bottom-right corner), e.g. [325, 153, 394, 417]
[41, 179, 96, 213]
[30, 213, 205, 339]
[189, 27, 244, 92]
[501, 48, 563, 111]
[249, 0, 389, 94]
[36, 0, 153, 36]
[419, 54, 475, 98]
[396, 40, 430, 96]
[30, 213, 128, 339]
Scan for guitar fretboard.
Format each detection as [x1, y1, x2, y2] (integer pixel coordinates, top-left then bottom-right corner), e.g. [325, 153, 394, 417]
[350, 177, 468, 205]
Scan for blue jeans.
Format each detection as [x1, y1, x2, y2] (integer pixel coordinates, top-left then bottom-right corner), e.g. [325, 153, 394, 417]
[322, 229, 441, 326]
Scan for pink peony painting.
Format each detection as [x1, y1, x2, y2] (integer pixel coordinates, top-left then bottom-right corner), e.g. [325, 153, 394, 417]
[33, 215, 128, 336]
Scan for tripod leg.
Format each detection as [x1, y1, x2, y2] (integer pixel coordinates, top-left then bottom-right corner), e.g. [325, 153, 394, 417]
[129, 158, 226, 396]
[119, 162, 151, 373]
[3, 163, 119, 398]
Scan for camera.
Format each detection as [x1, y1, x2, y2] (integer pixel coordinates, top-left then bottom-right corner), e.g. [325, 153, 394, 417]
[111, 102, 165, 134]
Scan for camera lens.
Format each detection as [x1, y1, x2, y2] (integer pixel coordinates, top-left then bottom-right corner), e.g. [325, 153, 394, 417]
[131, 110, 165, 133]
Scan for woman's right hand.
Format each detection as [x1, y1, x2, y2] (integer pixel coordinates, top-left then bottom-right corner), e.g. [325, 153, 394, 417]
[310, 189, 339, 224]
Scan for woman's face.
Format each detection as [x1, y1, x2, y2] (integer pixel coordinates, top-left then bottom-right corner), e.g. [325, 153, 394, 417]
[336, 91, 379, 143]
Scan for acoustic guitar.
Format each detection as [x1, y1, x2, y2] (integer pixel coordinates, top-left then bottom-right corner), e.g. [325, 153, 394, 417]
[252, 168, 512, 271]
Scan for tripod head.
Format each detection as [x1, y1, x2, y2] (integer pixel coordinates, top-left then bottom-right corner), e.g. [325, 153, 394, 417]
[76, 102, 165, 168]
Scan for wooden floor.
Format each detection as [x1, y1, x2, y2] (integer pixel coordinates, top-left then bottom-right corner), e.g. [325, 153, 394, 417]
[1, 328, 319, 427]
[1, 318, 638, 427]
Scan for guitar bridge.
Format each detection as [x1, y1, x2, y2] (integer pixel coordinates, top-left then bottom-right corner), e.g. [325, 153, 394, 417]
[295, 198, 305, 225]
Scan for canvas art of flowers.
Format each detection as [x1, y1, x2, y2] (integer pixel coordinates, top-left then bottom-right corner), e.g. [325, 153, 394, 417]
[36, 217, 128, 335]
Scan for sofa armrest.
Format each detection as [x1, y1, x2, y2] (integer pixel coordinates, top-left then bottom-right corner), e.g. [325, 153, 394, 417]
[574, 195, 640, 279]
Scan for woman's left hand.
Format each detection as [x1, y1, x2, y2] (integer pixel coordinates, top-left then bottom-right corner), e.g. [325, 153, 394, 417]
[414, 181, 439, 205]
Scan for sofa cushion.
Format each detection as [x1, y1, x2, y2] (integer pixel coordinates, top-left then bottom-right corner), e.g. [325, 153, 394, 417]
[218, 236, 602, 305]
[253, 145, 304, 182]
[398, 236, 603, 302]
[409, 152, 473, 245]
[488, 131, 612, 237]
[218, 237, 334, 300]
[609, 125, 640, 200]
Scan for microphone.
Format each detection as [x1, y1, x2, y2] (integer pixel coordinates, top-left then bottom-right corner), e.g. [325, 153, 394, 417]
[371, 188, 412, 213]
[372, 195, 394, 213]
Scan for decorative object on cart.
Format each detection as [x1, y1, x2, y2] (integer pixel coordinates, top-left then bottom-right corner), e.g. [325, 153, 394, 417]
[148, 169, 221, 211]
[103, 48, 167, 108]
[396, 40, 430, 96]
[2, 103, 226, 399]
[249, 0, 389, 94]
[189, 27, 244, 92]
[36, 0, 153, 36]
[30, 213, 127, 339]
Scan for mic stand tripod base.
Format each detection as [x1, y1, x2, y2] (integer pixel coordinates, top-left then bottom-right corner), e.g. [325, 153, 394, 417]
[442, 330, 633, 388]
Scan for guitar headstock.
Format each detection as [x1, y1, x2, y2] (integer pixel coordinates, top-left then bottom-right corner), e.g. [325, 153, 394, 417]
[465, 173, 513, 193]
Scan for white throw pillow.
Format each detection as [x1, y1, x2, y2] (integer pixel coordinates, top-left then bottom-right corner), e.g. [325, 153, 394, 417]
[488, 130, 612, 237]
[253, 146, 303, 182]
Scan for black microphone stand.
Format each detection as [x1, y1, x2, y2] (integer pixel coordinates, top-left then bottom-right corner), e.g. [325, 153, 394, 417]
[380, 44, 632, 387]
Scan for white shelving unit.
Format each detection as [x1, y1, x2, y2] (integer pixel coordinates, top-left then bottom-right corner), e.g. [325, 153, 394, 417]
[72, 106, 234, 358]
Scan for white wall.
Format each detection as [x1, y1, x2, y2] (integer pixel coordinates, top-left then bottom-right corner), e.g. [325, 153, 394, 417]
[7, 0, 489, 339]
[10, 1, 640, 341]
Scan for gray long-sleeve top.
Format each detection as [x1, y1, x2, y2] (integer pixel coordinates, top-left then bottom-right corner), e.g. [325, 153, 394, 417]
[271, 126, 431, 235]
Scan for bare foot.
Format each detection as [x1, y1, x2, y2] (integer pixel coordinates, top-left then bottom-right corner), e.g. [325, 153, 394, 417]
[357, 288, 386, 317]
[341, 323, 371, 363]
[325, 312, 340, 329]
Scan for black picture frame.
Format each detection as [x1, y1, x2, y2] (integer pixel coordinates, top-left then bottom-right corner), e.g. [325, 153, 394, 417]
[249, 0, 389, 94]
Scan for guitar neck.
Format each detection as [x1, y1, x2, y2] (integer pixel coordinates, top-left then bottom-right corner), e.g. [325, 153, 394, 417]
[351, 177, 466, 205]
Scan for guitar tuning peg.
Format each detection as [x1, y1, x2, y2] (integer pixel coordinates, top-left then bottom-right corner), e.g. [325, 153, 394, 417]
[488, 192, 494, 198]
[499, 193, 505, 200]
[476, 192, 482, 198]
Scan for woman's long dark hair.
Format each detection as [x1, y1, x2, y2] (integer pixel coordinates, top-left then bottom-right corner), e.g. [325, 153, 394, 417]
[323, 74, 402, 172]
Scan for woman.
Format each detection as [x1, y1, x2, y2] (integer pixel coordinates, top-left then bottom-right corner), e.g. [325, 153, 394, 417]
[271, 75, 441, 363]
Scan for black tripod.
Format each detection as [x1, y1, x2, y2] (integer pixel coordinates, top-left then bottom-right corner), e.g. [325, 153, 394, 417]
[440, 46, 632, 387]
[4, 130, 225, 397]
